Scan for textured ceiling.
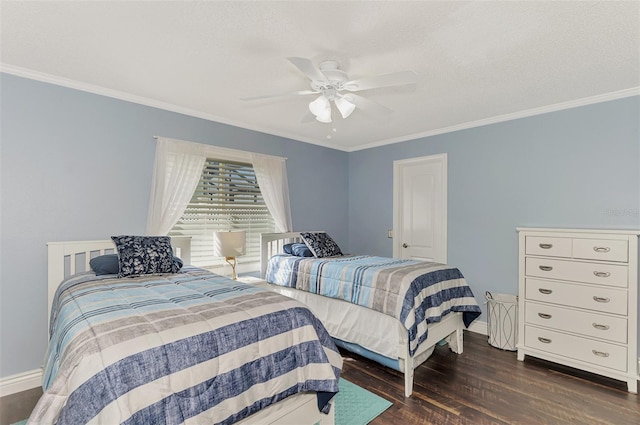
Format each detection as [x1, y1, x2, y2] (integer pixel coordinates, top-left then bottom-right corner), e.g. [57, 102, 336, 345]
[1, 1, 639, 151]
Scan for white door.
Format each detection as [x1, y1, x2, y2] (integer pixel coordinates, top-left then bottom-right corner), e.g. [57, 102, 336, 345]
[393, 154, 447, 263]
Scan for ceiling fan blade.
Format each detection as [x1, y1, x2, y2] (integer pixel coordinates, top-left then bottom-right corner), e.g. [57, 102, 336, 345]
[343, 70, 418, 91]
[240, 90, 318, 101]
[343, 93, 393, 116]
[287, 57, 328, 82]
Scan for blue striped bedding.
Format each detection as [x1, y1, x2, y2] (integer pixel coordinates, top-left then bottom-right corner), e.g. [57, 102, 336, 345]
[265, 255, 481, 356]
[30, 266, 342, 425]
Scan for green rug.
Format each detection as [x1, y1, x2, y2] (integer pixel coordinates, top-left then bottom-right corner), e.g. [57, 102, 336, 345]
[12, 379, 391, 425]
[334, 379, 392, 425]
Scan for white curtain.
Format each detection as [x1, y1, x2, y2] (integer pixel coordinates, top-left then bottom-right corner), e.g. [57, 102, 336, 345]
[251, 153, 293, 232]
[147, 137, 292, 235]
[146, 138, 206, 235]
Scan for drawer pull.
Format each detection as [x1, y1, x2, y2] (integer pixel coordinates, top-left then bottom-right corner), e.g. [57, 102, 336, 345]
[593, 246, 611, 253]
[538, 313, 552, 319]
[538, 265, 553, 271]
[538, 288, 553, 295]
[592, 323, 610, 331]
[592, 350, 609, 358]
[539, 243, 553, 249]
[538, 337, 552, 344]
[593, 271, 611, 278]
[593, 296, 610, 303]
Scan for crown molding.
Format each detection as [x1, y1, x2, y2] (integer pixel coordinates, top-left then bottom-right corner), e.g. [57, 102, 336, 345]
[0, 64, 346, 151]
[2, 64, 638, 153]
[347, 87, 640, 152]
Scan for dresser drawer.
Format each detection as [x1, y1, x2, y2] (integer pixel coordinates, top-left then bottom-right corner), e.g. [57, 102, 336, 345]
[573, 238, 628, 263]
[525, 278, 627, 315]
[525, 236, 572, 257]
[525, 257, 628, 288]
[525, 301, 627, 343]
[524, 326, 627, 372]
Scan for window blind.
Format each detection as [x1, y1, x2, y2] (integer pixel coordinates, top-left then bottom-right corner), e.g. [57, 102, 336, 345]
[169, 158, 275, 268]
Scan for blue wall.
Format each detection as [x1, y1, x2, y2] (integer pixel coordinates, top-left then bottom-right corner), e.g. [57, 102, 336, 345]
[0, 73, 349, 377]
[1, 72, 639, 380]
[348, 96, 640, 325]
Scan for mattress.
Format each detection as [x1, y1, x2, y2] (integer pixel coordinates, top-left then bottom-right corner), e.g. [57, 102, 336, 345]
[264, 283, 405, 359]
[265, 254, 481, 356]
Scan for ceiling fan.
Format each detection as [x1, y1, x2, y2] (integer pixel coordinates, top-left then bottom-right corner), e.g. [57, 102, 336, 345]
[243, 57, 418, 123]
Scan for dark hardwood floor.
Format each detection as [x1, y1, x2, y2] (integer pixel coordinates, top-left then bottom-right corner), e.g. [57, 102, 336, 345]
[0, 387, 41, 425]
[340, 331, 639, 425]
[1, 331, 638, 424]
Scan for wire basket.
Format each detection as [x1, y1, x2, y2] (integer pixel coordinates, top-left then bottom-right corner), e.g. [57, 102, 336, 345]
[486, 291, 518, 351]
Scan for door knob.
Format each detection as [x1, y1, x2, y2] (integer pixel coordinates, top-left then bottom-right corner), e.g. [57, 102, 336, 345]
[402, 243, 409, 248]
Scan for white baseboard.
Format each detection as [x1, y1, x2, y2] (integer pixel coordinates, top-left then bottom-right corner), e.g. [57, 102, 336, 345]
[0, 369, 42, 397]
[466, 319, 487, 336]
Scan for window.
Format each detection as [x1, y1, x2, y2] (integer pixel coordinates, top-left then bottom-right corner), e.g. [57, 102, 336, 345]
[169, 158, 275, 269]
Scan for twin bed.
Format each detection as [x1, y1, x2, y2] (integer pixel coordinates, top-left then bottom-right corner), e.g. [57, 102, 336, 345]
[36, 232, 481, 424]
[260, 232, 481, 397]
[34, 237, 340, 425]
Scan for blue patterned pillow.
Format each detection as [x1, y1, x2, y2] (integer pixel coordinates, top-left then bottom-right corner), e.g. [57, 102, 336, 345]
[111, 236, 180, 278]
[300, 232, 343, 258]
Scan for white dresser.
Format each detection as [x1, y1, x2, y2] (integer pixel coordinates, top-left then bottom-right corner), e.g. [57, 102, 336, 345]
[517, 227, 639, 393]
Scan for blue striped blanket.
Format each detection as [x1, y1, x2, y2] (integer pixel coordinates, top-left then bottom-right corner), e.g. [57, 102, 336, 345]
[30, 266, 342, 425]
[265, 255, 481, 356]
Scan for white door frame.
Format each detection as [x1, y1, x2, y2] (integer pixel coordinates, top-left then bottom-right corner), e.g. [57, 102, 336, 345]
[392, 153, 448, 261]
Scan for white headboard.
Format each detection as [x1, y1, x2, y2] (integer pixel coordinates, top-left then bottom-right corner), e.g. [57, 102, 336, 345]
[260, 232, 324, 278]
[46, 236, 191, 334]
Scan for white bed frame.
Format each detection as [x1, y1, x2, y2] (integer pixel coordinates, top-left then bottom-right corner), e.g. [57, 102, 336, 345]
[261, 232, 465, 397]
[46, 237, 335, 425]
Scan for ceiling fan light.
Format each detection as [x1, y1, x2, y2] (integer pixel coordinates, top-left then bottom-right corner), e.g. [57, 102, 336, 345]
[313, 110, 332, 122]
[335, 97, 356, 119]
[309, 95, 332, 123]
[309, 95, 330, 115]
